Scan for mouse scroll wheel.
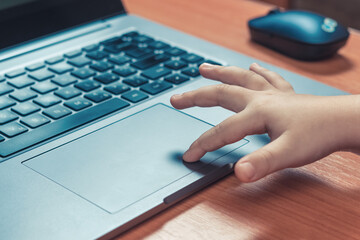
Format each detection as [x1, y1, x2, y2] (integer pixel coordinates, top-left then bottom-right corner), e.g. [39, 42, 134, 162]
[268, 8, 282, 15]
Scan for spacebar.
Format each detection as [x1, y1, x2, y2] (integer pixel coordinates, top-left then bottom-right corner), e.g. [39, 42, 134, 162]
[0, 98, 130, 158]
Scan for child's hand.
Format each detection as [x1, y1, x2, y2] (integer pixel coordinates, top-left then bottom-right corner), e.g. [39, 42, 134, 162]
[170, 63, 360, 182]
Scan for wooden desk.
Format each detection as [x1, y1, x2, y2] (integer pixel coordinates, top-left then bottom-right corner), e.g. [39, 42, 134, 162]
[117, 0, 360, 239]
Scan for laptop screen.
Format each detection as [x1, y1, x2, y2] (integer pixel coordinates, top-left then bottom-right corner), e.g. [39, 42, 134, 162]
[0, 0, 126, 51]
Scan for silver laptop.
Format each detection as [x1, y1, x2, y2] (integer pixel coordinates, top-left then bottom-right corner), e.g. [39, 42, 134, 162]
[0, 0, 347, 239]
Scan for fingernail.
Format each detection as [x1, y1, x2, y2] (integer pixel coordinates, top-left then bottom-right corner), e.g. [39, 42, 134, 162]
[171, 94, 182, 99]
[200, 63, 215, 70]
[183, 149, 191, 161]
[238, 162, 255, 181]
[251, 62, 260, 68]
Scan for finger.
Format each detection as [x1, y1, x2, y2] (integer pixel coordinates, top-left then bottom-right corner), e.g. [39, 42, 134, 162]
[249, 63, 294, 91]
[234, 134, 295, 182]
[183, 110, 266, 162]
[171, 84, 251, 112]
[199, 63, 274, 90]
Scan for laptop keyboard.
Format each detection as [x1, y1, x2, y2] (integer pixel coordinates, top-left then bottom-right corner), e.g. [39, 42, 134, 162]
[0, 31, 221, 158]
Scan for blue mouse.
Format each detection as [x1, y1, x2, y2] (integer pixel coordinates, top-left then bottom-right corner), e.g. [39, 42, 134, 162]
[248, 9, 350, 61]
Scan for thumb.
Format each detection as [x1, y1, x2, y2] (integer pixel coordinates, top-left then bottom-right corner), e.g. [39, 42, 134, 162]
[234, 135, 294, 182]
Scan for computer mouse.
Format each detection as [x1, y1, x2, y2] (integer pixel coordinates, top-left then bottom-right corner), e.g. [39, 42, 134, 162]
[248, 9, 350, 61]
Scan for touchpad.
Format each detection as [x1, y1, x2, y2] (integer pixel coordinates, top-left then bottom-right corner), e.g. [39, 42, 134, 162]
[23, 104, 248, 213]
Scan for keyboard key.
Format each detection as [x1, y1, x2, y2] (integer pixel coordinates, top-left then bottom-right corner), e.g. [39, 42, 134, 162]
[31, 81, 58, 94]
[126, 47, 153, 58]
[121, 31, 139, 39]
[64, 50, 82, 58]
[68, 56, 91, 67]
[100, 36, 123, 46]
[0, 135, 5, 142]
[90, 61, 114, 72]
[65, 97, 92, 111]
[148, 41, 170, 49]
[94, 73, 119, 84]
[34, 94, 61, 108]
[54, 87, 81, 100]
[108, 55, 131, 65]
[52, 74, 78, 87]
[5, 69, 26, 78]
[0, 110, 18, 124]
[0, 83, 14, 95]
[12, 102, 40, 116]
[71, 68, 96, 79]
[86, 51, 109, 61]
[104, 42, 135, 54]
[26, 62, 45, 71]
[164, 73, 189, 84]
[0, 122, 27, 137]
[122, 90, 148, 103]
[0, 98, 129, 157]
[29, 69, 55, 81]
[48, 62, 74, 74]
[164, 60, 188, 70]
[140, 81, 172, 95]
[165, 47, 186, 56]
[182, 67, 200, 77]
[84, 90, 112, 103]
[113, 66, 137, 77]
[45, 56, 64, 65]
[123, 76, 148, 87]
[0, 97, 16, 110]
[131, 54, 170, 70]
[10, 89, 37, 102]
[7, 76, 35, 89]
[82, 44, 99, 52]
[104, 83, 130, 95]
[0, 76, 5, 82]
[132, 35, 154, 43]
[21, 113, 50, 128]
[141, 66, 171, 80]
[74, 80, 101, 92]
[181, 53, 204, 63]
[43, 105, 72, 120]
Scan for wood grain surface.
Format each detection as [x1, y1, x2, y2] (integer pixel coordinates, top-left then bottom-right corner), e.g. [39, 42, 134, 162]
[115, 0, 360, 239]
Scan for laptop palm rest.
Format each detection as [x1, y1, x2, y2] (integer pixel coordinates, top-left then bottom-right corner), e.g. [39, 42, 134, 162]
[23, 104, 248, 214]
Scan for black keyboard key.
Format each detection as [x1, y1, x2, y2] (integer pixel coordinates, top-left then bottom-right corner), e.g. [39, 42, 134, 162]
[7, 76, 35, 89]
[181, 53, 204, 63]
[64, 50, 82, 58]
[84, 90, 112, 103]
[182, 67, 200, 77]
[123, 76, 148, 87]
[29, 69, 55, 81]
[71, 68, 96, 79]
[104, 42, 135, 54]
[0, 98, 129, 157]
[131, 54, 170, 70]
[0, 122, 27, 138]
[113, 66, 137, 77]
[0, 97, 16, 110]
[0, 110, 18, 124]
[94, 73, 119, 84]
[31, 81, 58, 94]
[86, 51, 109, 61]
[122, 90, 148, 103]
[43, 105, 72, 120]
[54, 87, 82, 100]
[68, 56, 91, 67]
[148, 41, 170, 49]
[90, 61, 114, 72]
[12, 102, 40, 116]
[45, 56, 64, 65]
[64, 97, 92, 111]
[48, 62, 74, 74]
[5, 69, 26, 78]
[34, 94, 61, 108]
[132, 35, 154, 43]
[0, 84, 14, 95]
[122, 31, 139, 38]
[74, 80, 101, 92]
[82, 44, 99, 52]
[164, 60, 188, 70]
[140, 81, 172, 95]
[126, 47, 153, 58]
[10, 89, 37, 102]
[141, 66, 171, 80]
[165, 47, 186, 56]
[108, 55, 131, 65]
[52, 74, 78, 87]
[26, 62, 45, 71]
[100, 36, 123, 46]
[104, 83, 130, 95]
[164, 73, 190, 84]
[21, 114, 50, 128]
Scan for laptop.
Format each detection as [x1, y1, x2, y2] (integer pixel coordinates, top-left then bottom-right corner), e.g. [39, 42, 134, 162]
[0, 0, 347, 239]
